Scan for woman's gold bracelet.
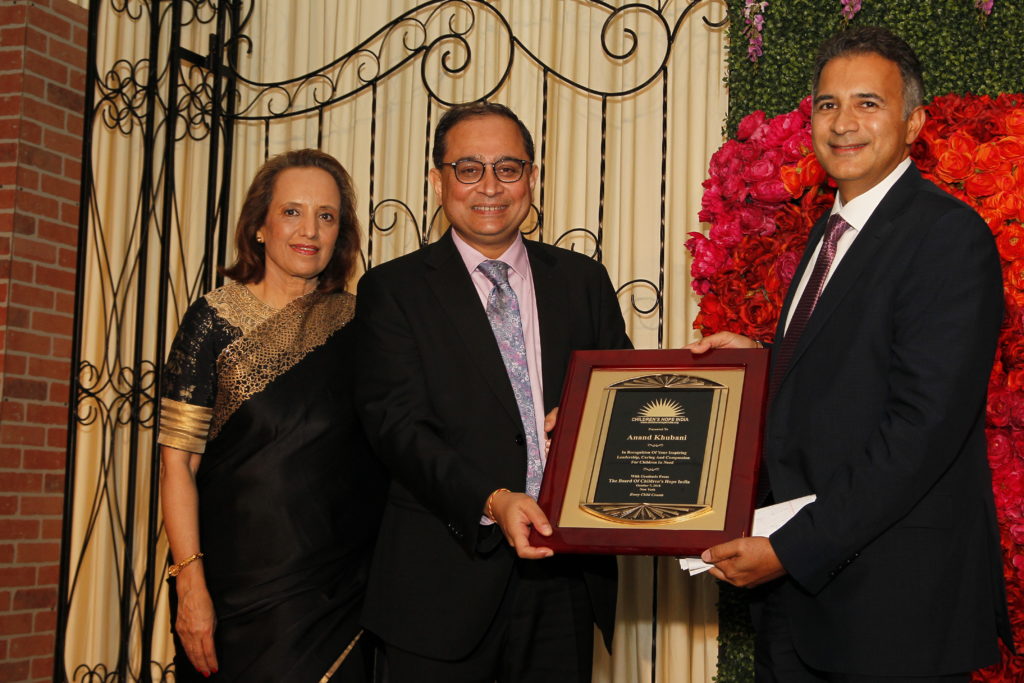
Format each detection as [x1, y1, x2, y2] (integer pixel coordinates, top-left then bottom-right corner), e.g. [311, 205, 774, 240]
[486, 488, 511, 521]
[167, 552, 204, 577]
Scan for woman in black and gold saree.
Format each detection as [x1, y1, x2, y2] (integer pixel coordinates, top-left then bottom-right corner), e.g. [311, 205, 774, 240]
[157, 149, 385, 682]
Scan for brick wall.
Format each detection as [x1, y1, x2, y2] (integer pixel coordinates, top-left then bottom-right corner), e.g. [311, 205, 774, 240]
[0, 0, 87, 680]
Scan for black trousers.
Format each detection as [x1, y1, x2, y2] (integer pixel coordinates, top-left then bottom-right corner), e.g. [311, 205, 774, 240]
[381, 558, 594, 683]
[750, 581, 969, 683]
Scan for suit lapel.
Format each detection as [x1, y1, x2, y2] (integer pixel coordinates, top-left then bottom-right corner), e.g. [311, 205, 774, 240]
[774, 165, 921, 394]
[525, 240, 569, 410]
[425, 231, 522, 425]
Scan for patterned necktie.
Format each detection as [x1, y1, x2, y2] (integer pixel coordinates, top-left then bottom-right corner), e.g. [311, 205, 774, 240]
[768, 214, 853, 403]
[477, 260, 543, 499]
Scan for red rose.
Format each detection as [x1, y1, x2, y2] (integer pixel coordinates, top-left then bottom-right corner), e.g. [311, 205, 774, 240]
[989, 390, 1014, 428]
[737, 290, 779, 340]
[694, 293, 726, 335]
[988, 429, 1013, 467]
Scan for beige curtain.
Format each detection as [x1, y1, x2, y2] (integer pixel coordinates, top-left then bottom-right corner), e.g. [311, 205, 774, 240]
[64, 1, 729, 680]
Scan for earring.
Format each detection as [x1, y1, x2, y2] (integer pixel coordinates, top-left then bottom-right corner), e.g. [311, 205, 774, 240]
[256, 234, 264, 243]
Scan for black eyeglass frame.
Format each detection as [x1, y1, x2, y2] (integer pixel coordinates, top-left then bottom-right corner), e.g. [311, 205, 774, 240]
[438, 158, 532, 184]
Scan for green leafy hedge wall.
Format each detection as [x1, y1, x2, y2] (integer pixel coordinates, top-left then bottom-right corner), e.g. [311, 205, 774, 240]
[725, 0, 1024, 135]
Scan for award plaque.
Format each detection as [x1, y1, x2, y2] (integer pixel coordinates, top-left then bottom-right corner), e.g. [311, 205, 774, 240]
[530, 348, 768, 556]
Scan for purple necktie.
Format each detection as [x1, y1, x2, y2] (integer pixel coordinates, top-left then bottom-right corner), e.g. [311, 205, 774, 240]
[768, 214, 852, 404]
[478, 260, 543, 499]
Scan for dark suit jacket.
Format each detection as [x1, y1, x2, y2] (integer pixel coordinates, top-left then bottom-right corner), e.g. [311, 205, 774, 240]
[353, 230, 631, 659]
[765, 164, 1012, 675]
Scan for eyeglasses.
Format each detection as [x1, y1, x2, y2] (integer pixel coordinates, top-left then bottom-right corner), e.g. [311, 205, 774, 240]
[440, 158, 531, 184]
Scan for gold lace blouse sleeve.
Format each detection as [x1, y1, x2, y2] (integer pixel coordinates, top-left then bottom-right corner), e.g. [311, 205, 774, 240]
[158, 398, 212, 453]
[158, 295, 233, 454]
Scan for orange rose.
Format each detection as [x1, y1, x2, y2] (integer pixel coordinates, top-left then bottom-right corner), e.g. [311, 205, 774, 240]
[997, 228, 1024, 261]
[983, 192, 1024, 223]
[946, 130, 979, 154]
[780, 164, 804, 198]
[965, 170, 1001, 197]
[996, 136, 1024, 163]
[1004, 108, 1024, 135]
[1004, 259, 1024, 293]
[934, 147, 973, 183]
[974, 141, 1009, 173]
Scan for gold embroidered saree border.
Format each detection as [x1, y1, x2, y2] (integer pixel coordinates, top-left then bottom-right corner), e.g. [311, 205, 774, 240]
[209, 290, 354, 439]
[157, 397, 213, 453]
[319, 630, 363, 682]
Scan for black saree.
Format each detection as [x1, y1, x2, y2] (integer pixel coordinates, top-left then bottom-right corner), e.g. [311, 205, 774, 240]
[160, 284, 385, 682]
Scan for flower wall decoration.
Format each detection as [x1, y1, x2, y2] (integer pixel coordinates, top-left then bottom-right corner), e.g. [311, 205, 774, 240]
[688, 92, 1024, 680]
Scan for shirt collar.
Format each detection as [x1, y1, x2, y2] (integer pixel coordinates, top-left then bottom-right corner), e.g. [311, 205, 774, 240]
[451, 229, 530, 280]
[831, 157, 913, 231]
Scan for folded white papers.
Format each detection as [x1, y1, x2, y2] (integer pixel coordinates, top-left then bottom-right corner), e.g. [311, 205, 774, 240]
[678, 494, 817, 575]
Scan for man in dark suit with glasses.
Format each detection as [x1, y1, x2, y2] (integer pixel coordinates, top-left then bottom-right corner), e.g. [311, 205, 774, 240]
[354, 101, 632, 682]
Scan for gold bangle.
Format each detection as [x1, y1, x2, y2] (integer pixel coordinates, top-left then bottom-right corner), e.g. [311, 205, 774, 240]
[486, 488, 511, 521]
[167, 552, 204, 577]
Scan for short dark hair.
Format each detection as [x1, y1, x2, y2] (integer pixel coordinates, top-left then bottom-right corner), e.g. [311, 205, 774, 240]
[431, 102, 535, 168]
[221, 148, 360, 294]
[812, 26, 924, 117]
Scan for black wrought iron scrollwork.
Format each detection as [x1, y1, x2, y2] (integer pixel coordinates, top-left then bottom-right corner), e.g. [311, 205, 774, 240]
[616, 278, 663, 316]
[96, 58, 154, 134]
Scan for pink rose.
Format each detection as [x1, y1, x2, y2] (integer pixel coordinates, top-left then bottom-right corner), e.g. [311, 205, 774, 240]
[710, 218, 743, 248]
[686, 232, 729, 279]
[757, 111, 808, 148]
[742, 158, 779, 183]
[737, 110, 766, 141]
[782, 131, 813, 161]
[737, 206, 774, 235]
[774, 250, 801, 288]
[721, 174, 749, 203]
[797, 95, 813, 118]
[750, 179, 792, 204]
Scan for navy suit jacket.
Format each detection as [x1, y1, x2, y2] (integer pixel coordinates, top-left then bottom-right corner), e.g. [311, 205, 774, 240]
[764, 164, 1012, 675]
[353, 231, 631, 659]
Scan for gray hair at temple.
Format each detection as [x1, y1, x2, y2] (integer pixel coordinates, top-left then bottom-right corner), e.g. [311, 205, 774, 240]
[812, 25, 925, 118]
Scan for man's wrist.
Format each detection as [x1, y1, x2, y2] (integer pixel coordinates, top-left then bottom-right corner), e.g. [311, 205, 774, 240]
[485, 488, 511, 521]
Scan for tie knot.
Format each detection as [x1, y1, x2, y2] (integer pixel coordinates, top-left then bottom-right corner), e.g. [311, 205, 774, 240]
[825, 214, 852, 246]
[478, 259, 511, 286]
